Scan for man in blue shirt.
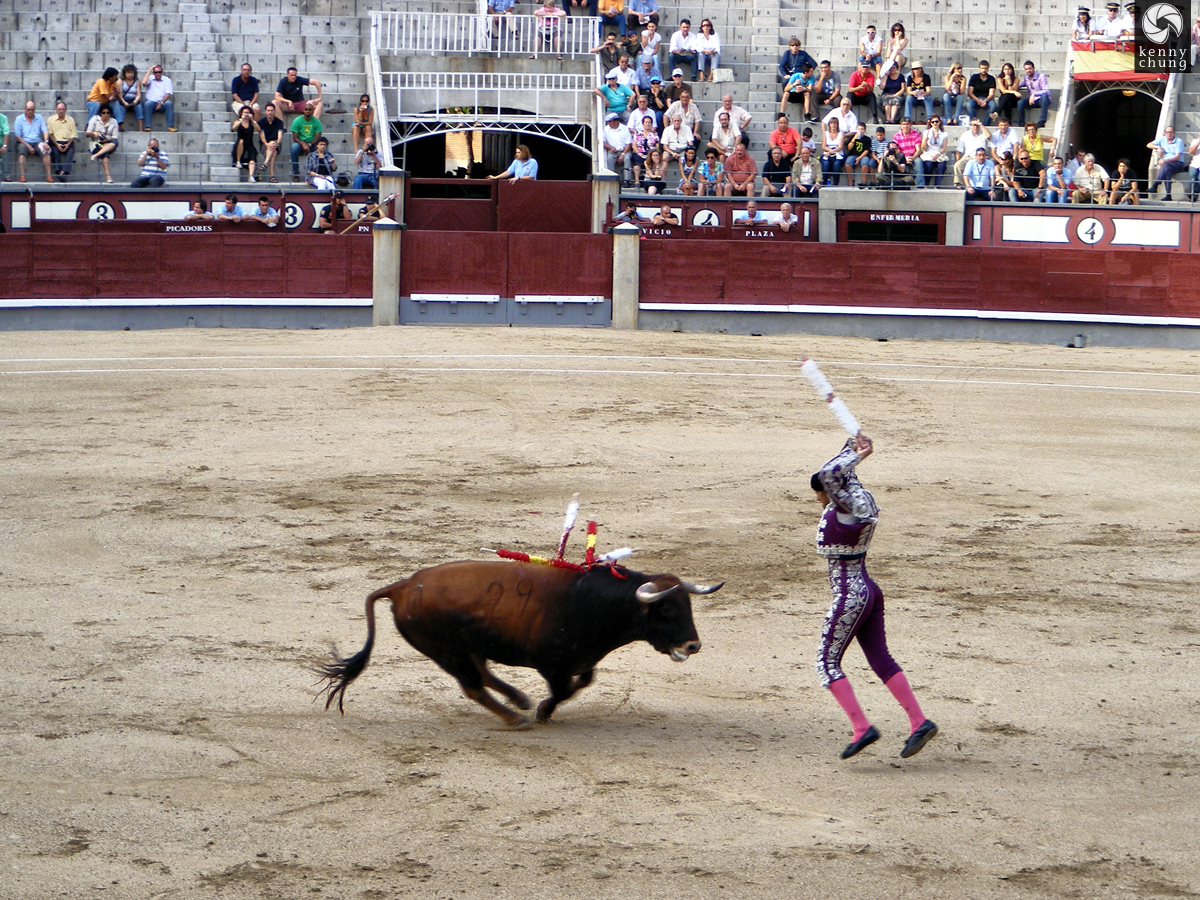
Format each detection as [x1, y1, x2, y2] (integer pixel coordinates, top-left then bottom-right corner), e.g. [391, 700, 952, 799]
[488, 145, 538, 181]
[963, 146, 996, 201]
[626, 0, 659, 31]
[230, 63, 261, 119]
[1147, 125, 1187, 200]
[11, 101, 52, 183]
[130, 137, 169, 188]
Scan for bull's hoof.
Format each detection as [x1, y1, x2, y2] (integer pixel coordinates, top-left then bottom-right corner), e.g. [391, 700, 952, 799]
[507, 714, 535, 731]
[535, 699, 555, 723]
[513, 693, 534, 711]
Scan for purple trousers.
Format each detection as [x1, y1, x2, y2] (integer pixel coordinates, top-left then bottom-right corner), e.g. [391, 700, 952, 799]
[815, 558, 901, 688]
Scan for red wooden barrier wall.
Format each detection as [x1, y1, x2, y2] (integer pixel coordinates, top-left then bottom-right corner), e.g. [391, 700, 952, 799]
[640, 240, 1200, 319]
[405, 180, 592, 233]
[400, 231, 611, 298]
[0, 233, 373, 299]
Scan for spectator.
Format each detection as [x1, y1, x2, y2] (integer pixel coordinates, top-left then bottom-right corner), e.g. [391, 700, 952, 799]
[638, 21, 662, 58]
[114, 64, 143, 131]
[733, 199, 766, 224]
[881, 22, 909, 79]
[46, 101, 77, 182]
[1017, 61, 1050, 128]
[878, 139, 914, 189]
[904, 62, 933, 124]
[0, 111, 7, 182]
[1189, 134, 1200, 202]
[217, 193, 248, 222]
[141, 63, 176, 131]
[962, 146, 995, 200]
[1021, 122, 1056, 163]
[1119, 1, 1136, 37]
[635, 57, 662, 93]
[891, 117, 921, 169]
[534, 0, 566, 58]
[915, 115, 948, 187]
[249, 195, 280, 227]
[595, 72, 635, 123]
[815, 60, 842, 114]
[1147, 125, 1186, 200]
[86, 67, 120, 123]
[995, 63, 1021, 125]
[258, 103, 285, 183]
[487, 0, 518, 36]
[800, 126, 817, 152]
[489, 144, 538, 180]
[1013, 147, 1046, 201]
[609, 56, 638, 92]
[779, 37, 818, 88]
[274, 67, 323, 120]
[696, 148, 726, 196]
[777, 201, 799, 231]
[768, 114, 801, 163]
[868, 125, 888, 185]
[790, 144, 821, 196]
[568, 0, 598, 22]
[859, 25, 884, 74]
[695, 19, 721, 82]
[820, 118, 846, 185]
[661, 114, 694, 162]
[231, 105, 262, 180]
[952, 117, 990, 188]
[664, 91, 703, 142]
[880, 65, 905, 124]
[591, 33, 623, 72]
[130, 137, 168, 187]
[318, 191, 349, 232]
[725, 141, 757, 196]
[642, 146, 669, 194]
[632, 112, 659, 177]
[627, 0, 660, 32]
[1073, 6, 1093, 40]
[306, 136, 337, 191]
[651, 203, 678, 225]
[601, 112, 634, 182]
[822, 96, 858, 135]
[352, 94, 374, 153]
[1045, 156, 1070, 203]
[718, 94, 753, 136]
[630, 93, 657, 136]
[989, 118, 1019, 164]
[646, 77, 669, 129]
[781, 61, 817, 119]
[1065, 148, 1087, 182]
[85, 104, 118, 183]
[668, 20, 699, 80]
[1070, 153, 1109, 203]
[183, 199, 213, 221]
[231, 63, 262, 120]
[1092, 1, 1123, 36]
[994, 151, 1018, 199]
[12, 101, 51, 183]
[354, 140, 380, 190]
[677, 146, 699, 194]
[761, 144, 791, 196]
[708, 110, 740, 160]
[943, 63, 966, 124]
[847, 61, 878, 125]
[614, 199, 647, 224]
[665, 68, 691, 103]
[843, 122, 872, 187]
[598, 0, 626, 38]
[1192, 13, 1200, 68]
[289, 103, 323, 182]
[967, 60, 998, 123]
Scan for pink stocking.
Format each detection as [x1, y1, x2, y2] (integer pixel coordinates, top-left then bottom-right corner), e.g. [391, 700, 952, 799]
[885, 671, 925, 733]
[828, 677, 871, 740]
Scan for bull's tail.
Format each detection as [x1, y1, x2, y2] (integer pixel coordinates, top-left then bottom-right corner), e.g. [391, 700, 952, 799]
[315, 586, 393, 714]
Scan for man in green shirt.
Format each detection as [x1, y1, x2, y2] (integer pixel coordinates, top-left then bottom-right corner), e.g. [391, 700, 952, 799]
[289, 102, 323, 182]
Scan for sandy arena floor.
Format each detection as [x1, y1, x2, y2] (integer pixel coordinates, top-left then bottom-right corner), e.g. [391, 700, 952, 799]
[2, 326, 1199, 900]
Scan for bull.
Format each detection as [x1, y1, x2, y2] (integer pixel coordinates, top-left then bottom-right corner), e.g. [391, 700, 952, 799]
[317, 560, 723, 727]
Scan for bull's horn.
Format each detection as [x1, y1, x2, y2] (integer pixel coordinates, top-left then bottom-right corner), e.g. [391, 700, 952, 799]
[636, 582, 676, 604]
[680, 580, 724, 595]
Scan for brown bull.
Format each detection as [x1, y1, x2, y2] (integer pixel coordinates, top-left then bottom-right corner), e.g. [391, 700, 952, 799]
[317, 560, 722, 727]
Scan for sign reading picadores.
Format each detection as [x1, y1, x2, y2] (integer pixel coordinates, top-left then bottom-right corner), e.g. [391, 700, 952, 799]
[1135, 1, 1189, 73]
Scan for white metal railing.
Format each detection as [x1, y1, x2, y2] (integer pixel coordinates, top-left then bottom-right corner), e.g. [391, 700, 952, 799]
[365, 23, 394, 169]
[382, 72, 597, 123]
[372, 11, 601, 59]
[1148, 71, 1181, 186]
[1052, 49, 1074, 159]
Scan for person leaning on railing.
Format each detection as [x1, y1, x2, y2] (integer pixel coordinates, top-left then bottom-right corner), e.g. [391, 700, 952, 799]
[488, 145, 539, 181]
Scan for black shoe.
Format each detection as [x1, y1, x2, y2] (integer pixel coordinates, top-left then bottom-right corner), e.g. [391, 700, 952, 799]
[901, 719, 938, 758]
[840, 725, 880, 759]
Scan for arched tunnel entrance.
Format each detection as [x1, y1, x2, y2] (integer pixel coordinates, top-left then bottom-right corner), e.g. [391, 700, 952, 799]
[1070, 89, 1161, 177]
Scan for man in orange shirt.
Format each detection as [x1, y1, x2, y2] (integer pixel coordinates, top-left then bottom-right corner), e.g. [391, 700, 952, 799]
[724, 140, 758, 196]
[768, 114, 801, 164]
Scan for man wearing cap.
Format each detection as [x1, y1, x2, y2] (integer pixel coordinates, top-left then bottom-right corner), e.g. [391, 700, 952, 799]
[1118, 1, 1137, 36]
[318, 191, 349, 233]
[594, 72, 635, 123]
[1016, 60, 1051, 128]
[646, 77, 669, 129]
[847, 61, 879, 124]
[668, 19, 699, 80]
[602, 112, 634, 182]
[635, 56, 662, 91]
[665, 68, 691, 103]
[1093, 2, 1124, 37]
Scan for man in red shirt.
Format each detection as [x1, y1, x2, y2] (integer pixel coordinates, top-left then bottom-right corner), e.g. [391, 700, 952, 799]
[724, 140, 758, 196]
[847, 61, 878, 125]
[768, 114, 801, 164]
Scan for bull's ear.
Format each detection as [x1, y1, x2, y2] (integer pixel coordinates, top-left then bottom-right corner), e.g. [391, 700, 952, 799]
[635, 581, 675, 604]
[680, 580, 724, 595]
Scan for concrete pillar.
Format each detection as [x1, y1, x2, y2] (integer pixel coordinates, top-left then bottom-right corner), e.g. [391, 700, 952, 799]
[611, 223, 641, 330]
[590, 172, 620, 234]
[372, 218, 402, 326]
[378, 166, 406, 224]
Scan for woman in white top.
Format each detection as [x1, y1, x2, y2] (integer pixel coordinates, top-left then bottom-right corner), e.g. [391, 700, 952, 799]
[1073, 7, 1093, 41]
[916, 115, 948, 187]
[86, 105, 120, 183]
[880, 22, 908, 79]
[695, 19, 721, 82]
[821, 118, 846, 186]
